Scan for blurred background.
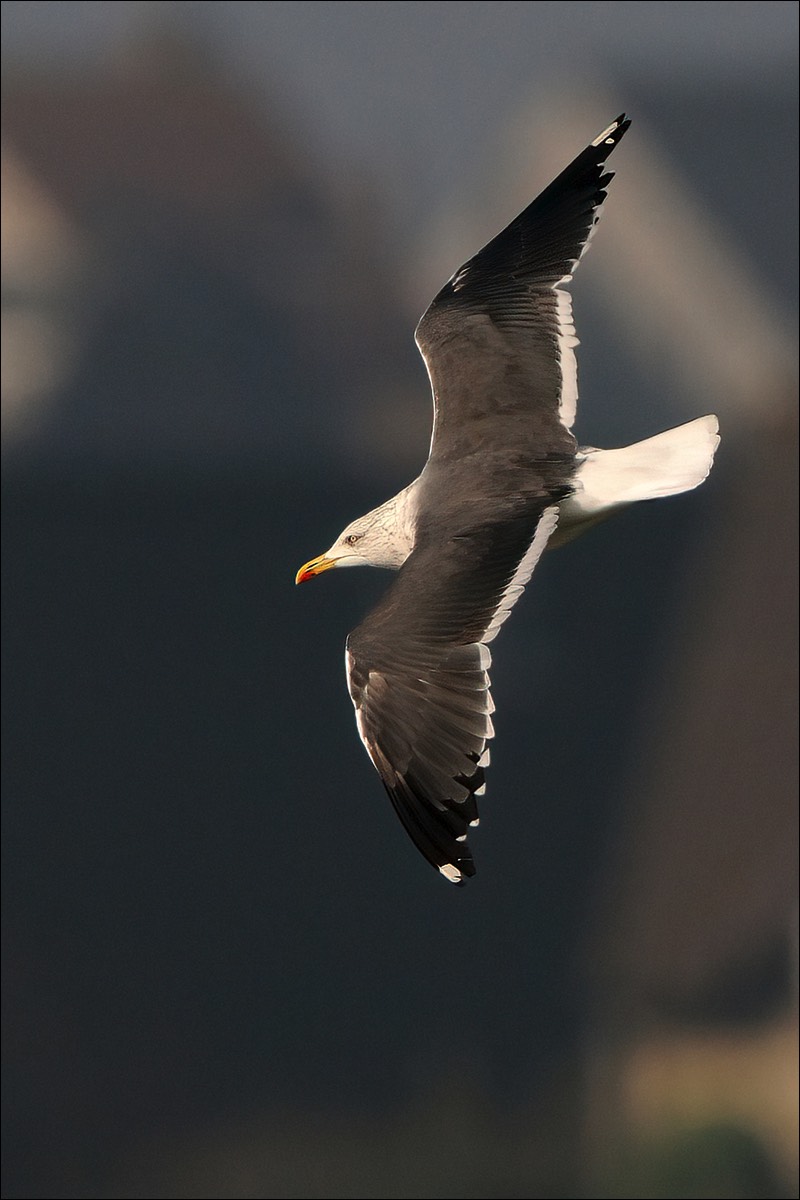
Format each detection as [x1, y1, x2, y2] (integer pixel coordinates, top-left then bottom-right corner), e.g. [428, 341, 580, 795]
[2, 2, 797, 1197]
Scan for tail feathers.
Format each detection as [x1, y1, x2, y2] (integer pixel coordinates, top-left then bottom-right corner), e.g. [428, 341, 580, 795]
[554, 415, 719, 544]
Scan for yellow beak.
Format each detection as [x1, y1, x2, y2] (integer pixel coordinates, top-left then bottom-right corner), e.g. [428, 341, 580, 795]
[295, 554, 338, 585]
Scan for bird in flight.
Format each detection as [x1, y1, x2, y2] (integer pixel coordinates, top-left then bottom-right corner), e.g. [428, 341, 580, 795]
[296, 115, 719, 885]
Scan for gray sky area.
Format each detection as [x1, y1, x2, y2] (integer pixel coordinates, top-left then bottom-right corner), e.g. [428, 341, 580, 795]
[3, 1, 798, 228]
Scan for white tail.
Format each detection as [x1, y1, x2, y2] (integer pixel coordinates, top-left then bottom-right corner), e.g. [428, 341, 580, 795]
[554, 415, 719, 545]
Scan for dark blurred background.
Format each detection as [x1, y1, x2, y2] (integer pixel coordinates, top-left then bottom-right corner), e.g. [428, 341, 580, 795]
[2, 3, 798, 1197]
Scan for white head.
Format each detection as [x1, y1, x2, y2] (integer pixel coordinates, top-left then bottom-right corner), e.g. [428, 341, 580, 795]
[295, 486, 417, 583]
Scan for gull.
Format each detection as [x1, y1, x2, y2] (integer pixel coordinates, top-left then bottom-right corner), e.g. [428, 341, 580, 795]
[296, 115, 719, 884]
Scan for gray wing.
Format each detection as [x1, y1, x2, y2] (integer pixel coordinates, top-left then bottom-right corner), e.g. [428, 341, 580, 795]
[346, 502, 559, 884]
[344, 117, 630, 882]
[415, 115, 630, 463]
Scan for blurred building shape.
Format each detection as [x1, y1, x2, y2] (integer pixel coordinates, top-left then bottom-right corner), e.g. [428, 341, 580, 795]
[1, 145, 87, 441]
[2, 29, 415, 473]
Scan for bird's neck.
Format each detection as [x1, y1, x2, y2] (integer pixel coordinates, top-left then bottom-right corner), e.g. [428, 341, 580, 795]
[362, 480, 421, 569]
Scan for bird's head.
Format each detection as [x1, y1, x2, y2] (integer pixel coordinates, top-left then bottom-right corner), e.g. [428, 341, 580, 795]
[295, 519, 372, 584]
[295, 493, 416, 584]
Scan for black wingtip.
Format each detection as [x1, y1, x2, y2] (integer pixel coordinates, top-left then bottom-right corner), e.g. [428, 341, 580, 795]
[593, 113, 631, 151]
[381, 777, 478, 886]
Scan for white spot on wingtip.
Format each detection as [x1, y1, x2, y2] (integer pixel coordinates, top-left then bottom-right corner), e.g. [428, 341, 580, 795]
[456, 834, 467, 843]
[469, 818, 480, 827]
[591, 118, 620, 147]
[439, 863, 462, 883]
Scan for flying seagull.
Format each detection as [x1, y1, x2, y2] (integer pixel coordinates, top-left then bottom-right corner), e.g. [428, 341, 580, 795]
[296, 115, 719, 885]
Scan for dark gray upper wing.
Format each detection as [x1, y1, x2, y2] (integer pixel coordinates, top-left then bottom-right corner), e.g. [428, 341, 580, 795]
[415, 115, 630, 463]
[346, 501, 559, 883]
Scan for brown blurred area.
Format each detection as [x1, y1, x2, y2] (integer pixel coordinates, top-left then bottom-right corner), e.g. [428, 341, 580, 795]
[2, 15, 797, 1200]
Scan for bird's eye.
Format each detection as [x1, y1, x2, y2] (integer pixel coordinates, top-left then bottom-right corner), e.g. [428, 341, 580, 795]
[345, 533, 361, 546]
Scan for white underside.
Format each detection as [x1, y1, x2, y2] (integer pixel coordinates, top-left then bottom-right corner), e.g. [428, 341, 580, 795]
[554, 414, 719, 544]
